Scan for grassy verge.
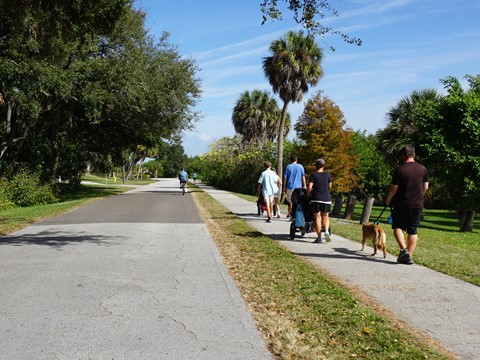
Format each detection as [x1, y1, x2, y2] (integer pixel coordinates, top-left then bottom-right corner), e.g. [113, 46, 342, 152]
[192, 189, 454, 359]
[82, 173, 154, 185]
[0, 185, 130, 235]
[236, 193, 480, 287]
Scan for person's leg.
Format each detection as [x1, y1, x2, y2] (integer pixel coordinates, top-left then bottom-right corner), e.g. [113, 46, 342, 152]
[274, 198, 281, 217]
[286, 190, 293, 217]
[406, 234, 418, 255]
[321, 212, 331, 241]
[264, 196, 272, 221]
[405, 209, 422, 256]
[321, 212, 330, 233]
[313, 212, 322, 237]
[393, 228, 406, 249]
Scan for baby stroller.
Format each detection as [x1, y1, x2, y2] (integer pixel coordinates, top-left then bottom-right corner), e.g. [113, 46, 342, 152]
[289, 188, 315, 239]
[257, 193, 277, 216]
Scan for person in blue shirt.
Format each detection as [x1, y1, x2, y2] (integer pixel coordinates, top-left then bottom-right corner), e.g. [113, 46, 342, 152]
[178, 168, 189, 192]
[283, 154, 306, 218]
[257, 161, 279, 223]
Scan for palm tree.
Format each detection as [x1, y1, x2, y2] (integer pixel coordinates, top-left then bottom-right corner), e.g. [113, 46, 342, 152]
[263, 30, 323, 179]
[377, 88, 441, 165]
[231, 89, 289, 147]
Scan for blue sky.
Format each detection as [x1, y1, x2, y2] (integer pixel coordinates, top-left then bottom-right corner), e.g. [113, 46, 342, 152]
[134, 0, 480, 157]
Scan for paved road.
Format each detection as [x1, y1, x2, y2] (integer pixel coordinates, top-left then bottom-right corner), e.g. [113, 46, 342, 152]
[0, 179, 273, 360]
[198, 183, 480, 360]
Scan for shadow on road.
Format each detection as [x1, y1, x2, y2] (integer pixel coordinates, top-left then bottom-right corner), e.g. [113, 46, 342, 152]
[0, 229, 122, 249]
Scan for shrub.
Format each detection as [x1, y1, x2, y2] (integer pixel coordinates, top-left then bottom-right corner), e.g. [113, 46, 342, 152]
[7, 171, 57, 207]
[0, 177, 15, 210]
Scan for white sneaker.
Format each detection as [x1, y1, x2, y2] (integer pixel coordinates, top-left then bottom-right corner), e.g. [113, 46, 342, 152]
[325, 232, 331, 242]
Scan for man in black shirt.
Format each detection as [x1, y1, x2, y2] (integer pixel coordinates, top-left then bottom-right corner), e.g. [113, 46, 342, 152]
[386, 145, 429, 265]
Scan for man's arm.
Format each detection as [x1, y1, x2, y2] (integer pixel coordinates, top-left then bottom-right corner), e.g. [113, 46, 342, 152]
[423, 182, 429, 194]
[386, 184, 398, 206]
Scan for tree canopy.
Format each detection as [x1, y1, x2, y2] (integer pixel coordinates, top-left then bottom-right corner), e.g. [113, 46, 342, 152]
[0, 0, 200, 185]
[232, 89, 290, 148]
[416, 75, 480, 217]
[295, 91, 359, 195]
[260, 0, 362, 49]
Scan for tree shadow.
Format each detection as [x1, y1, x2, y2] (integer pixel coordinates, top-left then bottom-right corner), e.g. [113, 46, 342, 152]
[0, 229, 122, 249]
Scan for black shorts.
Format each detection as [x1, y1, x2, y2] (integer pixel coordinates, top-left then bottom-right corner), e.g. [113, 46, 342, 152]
[311, 202, 331, 214]
[391, 208, 423, 235]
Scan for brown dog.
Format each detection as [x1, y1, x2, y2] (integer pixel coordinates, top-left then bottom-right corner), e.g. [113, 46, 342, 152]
[361, 222, 387, 258]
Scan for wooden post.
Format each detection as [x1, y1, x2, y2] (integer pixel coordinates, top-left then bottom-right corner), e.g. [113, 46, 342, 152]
[360, 197, 375, 224]
[344, 195, 356, 220]
[332, 196, 343, 217]
[460, 209, 475, 232]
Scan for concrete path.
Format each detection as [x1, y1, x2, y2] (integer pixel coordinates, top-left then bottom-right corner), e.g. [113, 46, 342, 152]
[198, 183, 480, 360]
[0, 179, 273, 360]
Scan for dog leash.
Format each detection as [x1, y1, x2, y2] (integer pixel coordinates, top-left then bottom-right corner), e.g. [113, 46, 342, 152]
[373, 205, 388, 225]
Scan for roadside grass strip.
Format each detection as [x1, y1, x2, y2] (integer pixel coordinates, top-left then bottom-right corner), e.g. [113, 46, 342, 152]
[192, 189, 454, 360]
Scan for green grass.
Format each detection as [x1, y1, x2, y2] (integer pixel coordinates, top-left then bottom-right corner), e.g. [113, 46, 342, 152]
[82, 173, 154, 185]
[236, 193, 480, 286]
[194, 189, 454, 359]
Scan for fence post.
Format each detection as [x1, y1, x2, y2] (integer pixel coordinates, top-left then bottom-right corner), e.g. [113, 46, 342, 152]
[359, 197, 375, 224]
[332, 196, 343, 217]
[344, 195, 356, 220]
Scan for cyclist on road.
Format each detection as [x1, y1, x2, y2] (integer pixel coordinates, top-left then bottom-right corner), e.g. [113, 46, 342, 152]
[193, 172, 197, 184]
[178, 168, 189, 192]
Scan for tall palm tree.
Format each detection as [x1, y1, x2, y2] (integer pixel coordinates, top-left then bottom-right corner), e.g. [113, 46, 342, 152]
[231, 89, 289, 147]
[263, 30, 323, 179]
[377, 88, 441, 165]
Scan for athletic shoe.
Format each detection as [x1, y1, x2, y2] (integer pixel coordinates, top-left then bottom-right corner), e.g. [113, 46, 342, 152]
[277, 214, 281, 218]
[397, 249, 414, 265]
[266, 218, 271, 223]
[313, 237, 323, 243]
[325, 232, 332, 242]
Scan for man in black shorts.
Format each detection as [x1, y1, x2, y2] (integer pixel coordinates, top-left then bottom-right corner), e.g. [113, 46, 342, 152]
[386, 145, 429, 265]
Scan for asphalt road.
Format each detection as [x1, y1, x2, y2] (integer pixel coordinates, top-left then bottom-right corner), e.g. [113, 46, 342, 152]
[0, 179, 273, 360]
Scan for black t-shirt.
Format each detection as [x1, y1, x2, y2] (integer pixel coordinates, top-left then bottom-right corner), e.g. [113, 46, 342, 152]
[309, 171, 331, 202]
[391, 162, 428, 208]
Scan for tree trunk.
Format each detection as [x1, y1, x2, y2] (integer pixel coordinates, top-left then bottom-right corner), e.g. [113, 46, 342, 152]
[277, 101, 289, 202]
[459, 209, 475, 232]
[344, 195, 356, 220]
[360, 197, 375, 224]
[332, 196, 343, 217]
[277, 101, 289, 182]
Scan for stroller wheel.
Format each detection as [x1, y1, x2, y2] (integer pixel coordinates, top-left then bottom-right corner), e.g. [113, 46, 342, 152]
[289, 222, 296, 240]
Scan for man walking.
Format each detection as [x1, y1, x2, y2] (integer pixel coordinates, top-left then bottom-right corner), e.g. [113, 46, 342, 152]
[178, 168, 189, 192]
[283, 154, 306, 218]
[257, 161, 278, 223]
[386, 145, 429, 265]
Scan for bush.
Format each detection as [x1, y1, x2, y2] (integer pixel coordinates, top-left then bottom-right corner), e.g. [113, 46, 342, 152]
[7, 172, 57, 207]
[0, 178, 15, 210]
